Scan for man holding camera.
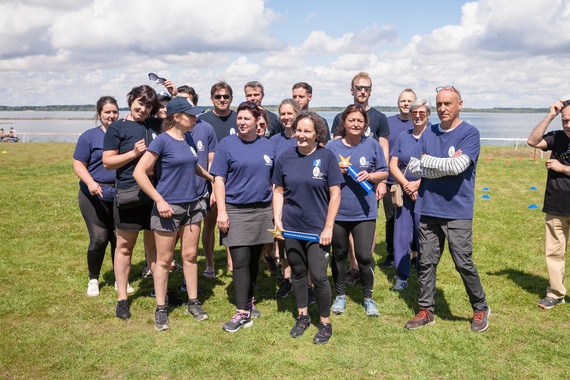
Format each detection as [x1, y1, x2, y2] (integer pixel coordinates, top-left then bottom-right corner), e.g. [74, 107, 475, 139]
[527, 97, 570, 310]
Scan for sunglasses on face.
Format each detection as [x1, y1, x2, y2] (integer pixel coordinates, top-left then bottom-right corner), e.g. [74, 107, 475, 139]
[411, 111, 426, 117]
[213, 94, 231, 100]
[353, 85, 372, 92]
[148, 72, 166, 84]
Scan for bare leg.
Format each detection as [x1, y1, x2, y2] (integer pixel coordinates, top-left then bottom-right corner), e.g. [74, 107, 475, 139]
[180, 222, 202, 299]
[114, 229, 139, 300]
[153, 230, 176, 306]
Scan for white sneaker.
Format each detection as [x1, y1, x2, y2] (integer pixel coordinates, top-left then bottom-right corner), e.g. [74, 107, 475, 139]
[114, 281, 135, 294]
[87, 279, 99, 297]
[391, 276, 408, 291]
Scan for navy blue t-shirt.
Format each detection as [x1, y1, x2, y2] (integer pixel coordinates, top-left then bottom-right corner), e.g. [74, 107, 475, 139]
[331, 107, 389, 141]
[147, 132, 200, 204]
[272, 146, 344, 235]
[103, 117, 162, 189]
[390, 129, 422, 183]
[210, 134, 274, 205]
[270, 132, 297, 160]
[326, 137, 387, 221]
[265, 110, 283, 138]
[188, 119, 217, 196]
[74, 126, 116, 201]
[198, 110, 237, 142]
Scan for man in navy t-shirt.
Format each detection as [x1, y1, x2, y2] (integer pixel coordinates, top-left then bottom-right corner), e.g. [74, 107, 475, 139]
[244, 81, 282, 138]
[404, 86, 490, 333]
[199, 82, 237, 142]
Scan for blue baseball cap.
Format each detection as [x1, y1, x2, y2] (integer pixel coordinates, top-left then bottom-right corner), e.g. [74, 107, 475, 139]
[166, 97, 205, 116]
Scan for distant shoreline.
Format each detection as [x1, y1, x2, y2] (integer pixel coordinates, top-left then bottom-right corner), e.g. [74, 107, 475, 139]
[0, 106, 549, 114]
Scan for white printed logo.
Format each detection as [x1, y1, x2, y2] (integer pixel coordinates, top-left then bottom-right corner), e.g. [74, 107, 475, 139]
[197, 141, 204, 151]
[448, 146, 456, 157]
[152, 132, 157, 140]
[359, 156, 367, 166]
[263, 155, 273, 165]
[230, 128, 236, 135]
[190, 147, 197, 156]
[313, 167, 321, 178]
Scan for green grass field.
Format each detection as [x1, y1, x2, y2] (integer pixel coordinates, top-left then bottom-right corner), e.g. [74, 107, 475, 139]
[1, 143, 569, 379]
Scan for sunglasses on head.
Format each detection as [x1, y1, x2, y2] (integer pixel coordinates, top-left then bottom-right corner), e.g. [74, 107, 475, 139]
[148, 72, 166, 84]
[436, 85, 461, 99]
[213, 94, 231, 100]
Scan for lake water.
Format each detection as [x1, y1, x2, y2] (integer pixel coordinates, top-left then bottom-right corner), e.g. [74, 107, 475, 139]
[0, 110, 552, 145]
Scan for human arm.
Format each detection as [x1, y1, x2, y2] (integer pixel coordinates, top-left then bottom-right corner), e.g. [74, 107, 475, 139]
[375, 135, 390, 199]
[545, 159, 570, 175]
[195, 164, 214, 183]
[213, 176, 229, 233]
[272, 185, 285, 240]
[527, 100, 564, 149]
[102, 138, 147, 170]
[407, 150, 471, 179]
[133, 151, 174, 218]
[162, 80, 178, 97]
[320, 185, 340, 246]
[73, 159, 103, 198]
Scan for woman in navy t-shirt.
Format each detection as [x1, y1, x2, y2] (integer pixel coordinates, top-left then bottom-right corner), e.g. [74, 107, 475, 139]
[134, 97, 213, 330]
[326, 104, 388, 317]
[389, 99, 430, 291]
[210, 101, 275, 333]
[272, 111, 343, 344]
[73, 96, 119, 298]
[103, 83, 174, 320]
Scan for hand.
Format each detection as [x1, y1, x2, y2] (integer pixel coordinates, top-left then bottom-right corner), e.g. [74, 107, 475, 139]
[403, 179, 420, 195]
[209, 191, 217, 208]
[376, 182, 387, 200]
[273, 221, 285, 241]
[546, 159, 566, 173]
[156, 199, 173, 218]
[356, 170, 371, 183]
[133, 138, 147, 156]
[451, 149, 463, 158]
[87, 181, 103, 198]
[217, 211, 230, 233]
[548, 100, 565, 118]
[163, 80, 178, 97]
[338, 163, 348, 175]
[319, 226, 333, 246]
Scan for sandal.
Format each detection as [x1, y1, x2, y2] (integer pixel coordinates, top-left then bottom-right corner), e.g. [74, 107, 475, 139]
[203, 270, 216, 279]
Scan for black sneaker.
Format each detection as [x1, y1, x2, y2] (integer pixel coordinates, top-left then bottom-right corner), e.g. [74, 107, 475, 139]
[154, 307, 169, 331]
[345, 269, 360, 286]
[308, 286, 316, 304]
[404, 308, 435, 330]
[313, 322, 332, 344]
[538, 296, 565, 310]
[186, 299, 208, 321]
[290, 314, 311, 338]
[275, 279, 292, 298]
[115, 300, 130, 320]
[222, 310, 253, 333]
[380, 254, 394, 269]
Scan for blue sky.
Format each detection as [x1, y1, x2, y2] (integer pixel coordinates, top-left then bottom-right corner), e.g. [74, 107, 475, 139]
[0, 0, 569, 108]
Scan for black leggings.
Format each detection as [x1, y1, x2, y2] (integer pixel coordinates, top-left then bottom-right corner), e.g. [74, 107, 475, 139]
[78, 190, 115, 280]
[285, 239, 331, 318]
[331, 220, 376, 298]
[230, 244, 263, 310]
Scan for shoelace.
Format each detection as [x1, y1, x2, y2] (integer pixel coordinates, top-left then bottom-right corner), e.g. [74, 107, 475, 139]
[296, 315, 309, 328]
[473, 310, 487, 322]
[231, 311, 248, 322]
[413, 309, 430, 320]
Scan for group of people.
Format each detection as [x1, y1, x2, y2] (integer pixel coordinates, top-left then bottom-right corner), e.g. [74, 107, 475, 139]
[1, 127, 18, 142]
[74, 71, 505, 344]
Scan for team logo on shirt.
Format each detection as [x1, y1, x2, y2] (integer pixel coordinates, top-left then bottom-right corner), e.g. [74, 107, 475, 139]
[190, 147, 197, 156]
[152, 132, 157, 140]
[196, 140, 204, 152]
[359, 156, 367, 167]
[448, 146, 456, 157]
[230, 128, 236, 135]
[364, 127, 371, 137]
[263, 155, 273, 166]
[312, 159, 323, 179]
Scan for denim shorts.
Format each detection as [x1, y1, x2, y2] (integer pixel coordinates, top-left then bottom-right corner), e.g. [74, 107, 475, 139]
[150, 200, 205, 232]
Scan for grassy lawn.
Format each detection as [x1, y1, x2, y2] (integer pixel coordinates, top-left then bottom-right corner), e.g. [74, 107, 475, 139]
[1, 143, 569, 379]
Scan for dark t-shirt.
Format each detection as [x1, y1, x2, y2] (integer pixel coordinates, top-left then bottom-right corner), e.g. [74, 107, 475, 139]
[198, 110, 237, 142]
[272, 146, 344, 234]
[103, 117, 162, 189]
[265, 110, 283, 138]
[331, 107, 389, 141]
[542, 130, 570, 216]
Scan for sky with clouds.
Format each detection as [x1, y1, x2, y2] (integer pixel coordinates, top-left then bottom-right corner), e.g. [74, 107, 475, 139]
[1, 0, 569, 108]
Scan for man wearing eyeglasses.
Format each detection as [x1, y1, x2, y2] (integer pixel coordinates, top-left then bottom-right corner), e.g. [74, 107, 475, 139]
[527, 97, 570, 310]
[330, 72, 390, 284]
[199, 82, 237, 142]
[244, 81, 283, 138]
[404, 86, 490, 333]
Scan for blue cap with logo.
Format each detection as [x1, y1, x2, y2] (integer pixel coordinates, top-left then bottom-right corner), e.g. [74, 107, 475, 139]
[166, 97, 205, 116]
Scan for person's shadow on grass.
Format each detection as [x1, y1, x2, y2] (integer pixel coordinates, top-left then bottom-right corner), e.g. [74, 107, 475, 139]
[487, 268, 548, 299]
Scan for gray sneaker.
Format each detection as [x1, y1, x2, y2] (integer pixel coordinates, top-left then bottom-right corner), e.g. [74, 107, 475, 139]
[186, 299, 208, 321]
[331, 295, 347, 315]
[154, 308, 170, 331]
[222, 310, 253, 333]
[471, 307, 490, 333]
[538, 296, 565, 310]
[248, 297, 261, 319]
[363, 298, 379, 317]
[404, 308, 435, 330]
